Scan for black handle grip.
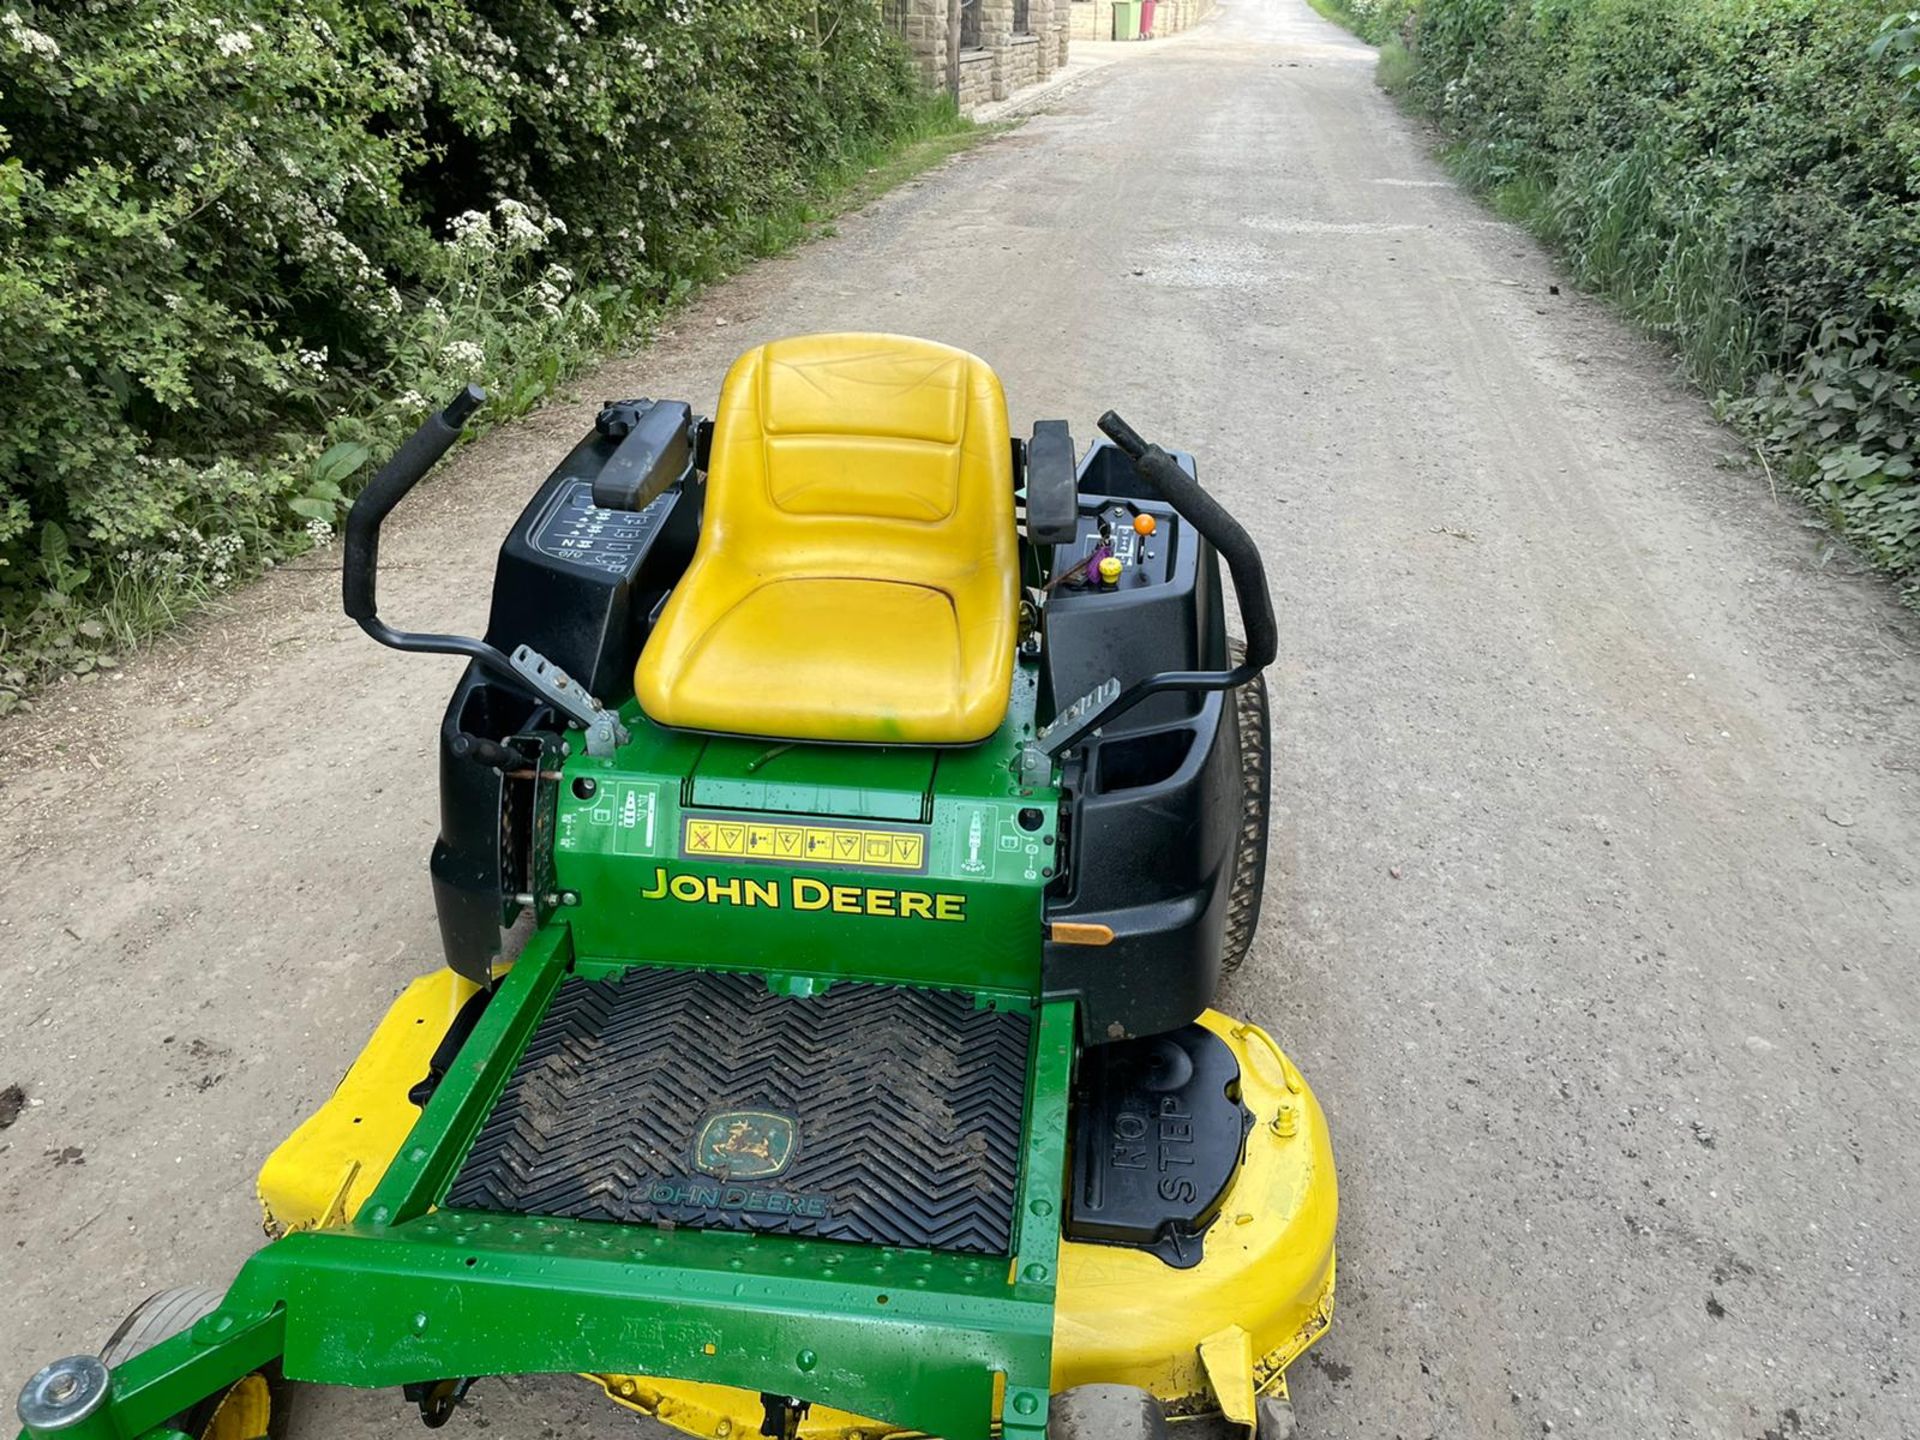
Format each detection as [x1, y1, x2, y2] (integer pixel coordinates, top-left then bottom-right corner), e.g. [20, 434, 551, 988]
[450, 731, 526, 771]
[1097, 410, 1150, 460]
[1097, 410, 1277, 670]
[342, 386, 484, 623]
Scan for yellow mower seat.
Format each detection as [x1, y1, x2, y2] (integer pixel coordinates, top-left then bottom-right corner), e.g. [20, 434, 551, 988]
[635, 334, 1019, 745]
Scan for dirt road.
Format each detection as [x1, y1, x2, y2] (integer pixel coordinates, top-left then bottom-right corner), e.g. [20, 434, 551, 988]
[6, 1, 1919, 1435]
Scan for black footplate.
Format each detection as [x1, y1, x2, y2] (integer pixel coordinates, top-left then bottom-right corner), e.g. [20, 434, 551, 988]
[446, 969, 1032, 1255]
[1066, 1025, 1252, 1268]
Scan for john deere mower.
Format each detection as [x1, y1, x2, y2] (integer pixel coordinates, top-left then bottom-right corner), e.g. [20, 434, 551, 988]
[16, 334, 1335, 1440]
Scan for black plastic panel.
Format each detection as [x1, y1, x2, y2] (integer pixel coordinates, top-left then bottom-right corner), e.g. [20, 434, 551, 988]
[522, 478, 673, 577]
[1041, 442, 1242, 1043]
[1044, 690, 1240, 1043]
[484, 429, 702, 700]
[1067, 1024, 1251, 1268]
[1041, 442, 1225, 737]
[432, 429, 703, 978]
[446, 969, 1032, 1256]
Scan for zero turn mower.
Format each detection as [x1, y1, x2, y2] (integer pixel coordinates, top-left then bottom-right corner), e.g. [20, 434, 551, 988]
[16, 334, 1335, 1440]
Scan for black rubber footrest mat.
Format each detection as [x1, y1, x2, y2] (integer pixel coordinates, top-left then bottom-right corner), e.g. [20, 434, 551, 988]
[446, 969, 1032, 1255]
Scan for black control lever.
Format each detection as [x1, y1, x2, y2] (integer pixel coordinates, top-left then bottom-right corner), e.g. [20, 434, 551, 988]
[1039, 412, 1278, 757]
[344, 386, 482, 627]
[341, 387, 632, 757]
[341, 386, 524, 689]
[1095, 411, 1277, 670]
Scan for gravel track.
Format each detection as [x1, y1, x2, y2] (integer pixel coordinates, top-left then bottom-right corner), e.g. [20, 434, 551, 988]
[4, 3, 1917, 1436]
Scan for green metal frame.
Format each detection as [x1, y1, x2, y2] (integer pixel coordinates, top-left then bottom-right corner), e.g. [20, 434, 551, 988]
[19, 925, 1075, 1440]
[18, 619, 1080, 1440]
[555, 667, 1060, 993]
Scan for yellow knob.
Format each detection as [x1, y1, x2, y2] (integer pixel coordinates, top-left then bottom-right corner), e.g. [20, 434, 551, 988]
[1098, 556, 1124, 585]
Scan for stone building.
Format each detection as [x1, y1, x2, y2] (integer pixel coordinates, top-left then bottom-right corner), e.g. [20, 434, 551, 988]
[885, 0, 1074, 112]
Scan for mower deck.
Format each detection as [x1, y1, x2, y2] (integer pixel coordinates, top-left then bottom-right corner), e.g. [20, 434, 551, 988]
[447, 967, 1032, 1254]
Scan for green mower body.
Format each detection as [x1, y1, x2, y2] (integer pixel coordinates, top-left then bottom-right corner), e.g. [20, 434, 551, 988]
[14, 336, 1334, 1440]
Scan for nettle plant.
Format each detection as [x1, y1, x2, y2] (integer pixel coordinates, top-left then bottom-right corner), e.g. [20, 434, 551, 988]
[0, 0, 919, 706]
[1736, 321, 1920, 570]
[1872, 10, 1920, 100]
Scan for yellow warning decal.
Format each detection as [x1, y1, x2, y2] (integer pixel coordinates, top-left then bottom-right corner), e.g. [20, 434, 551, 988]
[681, 813, 927, 873]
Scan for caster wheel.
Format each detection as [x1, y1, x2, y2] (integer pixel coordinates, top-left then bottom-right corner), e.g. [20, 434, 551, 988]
[101, 1286, 280, 1440]
[1256, 1392, 1297, 1440]
[1046, 1383, 1169, 1439]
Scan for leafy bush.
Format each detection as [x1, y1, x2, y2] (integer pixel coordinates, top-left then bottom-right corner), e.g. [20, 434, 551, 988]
[0, 0, 935, 706]
[1305, 0, 1417, 46]
[1335, 0, 1920, 596]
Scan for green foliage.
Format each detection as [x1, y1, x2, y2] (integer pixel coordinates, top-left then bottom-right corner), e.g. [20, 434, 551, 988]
[1872, 10, 1920, 101]
[0, 0, 941, 708]
[1376, 35, 1418, 95]
[1305, 0, 1418, 46]
[1368, 0, 1920, 596]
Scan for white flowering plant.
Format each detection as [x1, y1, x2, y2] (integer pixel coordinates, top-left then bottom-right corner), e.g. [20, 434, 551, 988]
[0, 0, 930, 707]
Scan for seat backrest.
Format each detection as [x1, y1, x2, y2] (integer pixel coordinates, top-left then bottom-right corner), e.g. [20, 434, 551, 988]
[702, 333, 1016, 585]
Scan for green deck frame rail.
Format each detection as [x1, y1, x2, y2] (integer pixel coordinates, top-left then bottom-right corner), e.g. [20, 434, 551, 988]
[17, 927, 1076, 1440]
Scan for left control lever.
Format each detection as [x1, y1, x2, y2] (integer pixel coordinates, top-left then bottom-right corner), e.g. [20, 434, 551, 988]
[341, 387, 630, 757]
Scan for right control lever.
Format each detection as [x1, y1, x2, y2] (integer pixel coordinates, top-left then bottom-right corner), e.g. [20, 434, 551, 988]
[1034, 413, 1278, 760]
[342, 387, 630, 757]
[1095, 411, 1277, 671]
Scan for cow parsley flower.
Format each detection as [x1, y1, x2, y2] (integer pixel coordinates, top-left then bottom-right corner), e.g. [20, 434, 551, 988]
[2, 10, 60, 59]
[495, 199, 545, 248]
[448, 209, 494, 254]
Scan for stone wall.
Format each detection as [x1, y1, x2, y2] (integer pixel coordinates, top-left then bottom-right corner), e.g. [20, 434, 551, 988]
[889, 0, 1071, 111]
[956, 48, 995, 111]
[1000, 34, 1040, 97]
[1070, 0, 1115, 41]
[1069, 0, 1214, 41]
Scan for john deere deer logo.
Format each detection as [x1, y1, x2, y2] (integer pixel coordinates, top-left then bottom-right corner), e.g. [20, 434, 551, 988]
[692, 1110, 797, 1180]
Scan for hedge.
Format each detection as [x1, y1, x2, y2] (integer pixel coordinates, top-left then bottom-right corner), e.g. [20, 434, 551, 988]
[0, 1, 937, 705]
[1340, 0, 1920, 597]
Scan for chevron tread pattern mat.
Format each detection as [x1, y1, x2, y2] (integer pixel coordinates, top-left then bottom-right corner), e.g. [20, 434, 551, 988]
[445, 969, 1031, 1255]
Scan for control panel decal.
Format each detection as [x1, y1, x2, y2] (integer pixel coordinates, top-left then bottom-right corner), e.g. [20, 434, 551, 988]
[526, 478, 673, 576]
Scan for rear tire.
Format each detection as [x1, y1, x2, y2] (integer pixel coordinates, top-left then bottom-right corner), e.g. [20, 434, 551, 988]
[101, 1286, 280, 1440]
[1219, 642, 1272, 975]
[1047, 1384, 1170, 1439]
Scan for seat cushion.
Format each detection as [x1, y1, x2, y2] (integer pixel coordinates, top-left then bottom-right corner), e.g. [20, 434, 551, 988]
[636, 334, 1019, 745]
[642, 576, 977, 743]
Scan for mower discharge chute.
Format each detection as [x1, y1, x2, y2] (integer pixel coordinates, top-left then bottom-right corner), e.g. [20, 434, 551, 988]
[16, 334, 1335, 1440]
